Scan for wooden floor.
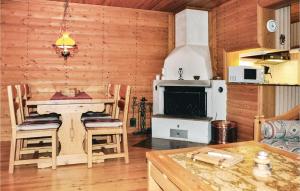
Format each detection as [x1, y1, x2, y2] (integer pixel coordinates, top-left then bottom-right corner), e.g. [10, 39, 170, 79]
[0, 135, 152, 191]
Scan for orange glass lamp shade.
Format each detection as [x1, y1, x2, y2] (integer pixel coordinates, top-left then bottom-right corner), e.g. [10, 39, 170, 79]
[53, 32, 78, 60]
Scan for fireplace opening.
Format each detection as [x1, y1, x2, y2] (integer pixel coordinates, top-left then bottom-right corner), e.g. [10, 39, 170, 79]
[164, 86, 207, 118]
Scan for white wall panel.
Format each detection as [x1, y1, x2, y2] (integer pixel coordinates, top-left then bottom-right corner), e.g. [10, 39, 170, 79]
[275, 6, 290, 50]
[291, 22, 300, 49]
[275, 86, 300, 115]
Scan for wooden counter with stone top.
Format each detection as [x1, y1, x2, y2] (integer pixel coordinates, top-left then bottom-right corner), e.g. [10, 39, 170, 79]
[146, 141, 300, 191]
[228, 83, 300, 86]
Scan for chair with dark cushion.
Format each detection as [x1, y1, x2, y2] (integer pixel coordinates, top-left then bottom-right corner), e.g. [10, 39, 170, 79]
[7, 85, 61, 173]
[81, 84, 120, 121]
[84, 85, 131, 167]
[16, 85, 60, 148]
[19, 84, 60, 121]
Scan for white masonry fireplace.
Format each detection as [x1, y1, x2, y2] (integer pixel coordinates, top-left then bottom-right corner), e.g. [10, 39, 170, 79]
[152, 9, 227, 144]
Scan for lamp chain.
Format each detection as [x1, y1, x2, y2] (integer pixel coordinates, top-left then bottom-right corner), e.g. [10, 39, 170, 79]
[61, 0, 70, 34]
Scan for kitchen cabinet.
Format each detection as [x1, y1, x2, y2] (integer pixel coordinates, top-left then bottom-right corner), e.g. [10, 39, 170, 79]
[259, 2, 299, 53]
[212, 0, 276, 78]
[216, 0, 275, 52]
[275, 6, 290, 50]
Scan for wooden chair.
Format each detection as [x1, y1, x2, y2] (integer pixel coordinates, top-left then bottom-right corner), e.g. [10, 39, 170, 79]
[82, 84, 120, 145]
[15, 84, 59, 148]
[7, 85, 60, 173]
[22, 84, 38, 116]
[17, 84, 59, 122]
[81, 84, 120, 121]
[84, 85, 131, 168]
[254, 105, 300, 142]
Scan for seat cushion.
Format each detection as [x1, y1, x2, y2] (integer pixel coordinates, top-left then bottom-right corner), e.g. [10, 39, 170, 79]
[29, 112, 60, 117]
[17, 120, 61, 131]
[81, 111, 111, 121]
[261, 138, 300, 154]
[261, 120, 300, 139]
[84, 118, 122, 128]
[25, 113, 60, 122]
[261, 120, 300, 154]
[28, 111, 39, 117]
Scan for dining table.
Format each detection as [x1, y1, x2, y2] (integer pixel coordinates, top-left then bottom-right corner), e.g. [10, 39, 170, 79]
[26, 91, 114, 168]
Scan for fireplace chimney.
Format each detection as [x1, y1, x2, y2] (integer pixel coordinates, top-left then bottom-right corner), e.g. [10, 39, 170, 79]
[162, 9, 212, 81]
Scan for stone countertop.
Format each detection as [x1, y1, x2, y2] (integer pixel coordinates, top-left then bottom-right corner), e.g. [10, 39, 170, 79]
[169, 144, 300, 191]
[227, 82, 300, 86]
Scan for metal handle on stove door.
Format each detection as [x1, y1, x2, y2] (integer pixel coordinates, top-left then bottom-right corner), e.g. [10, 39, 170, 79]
[70, 119, 75, 142]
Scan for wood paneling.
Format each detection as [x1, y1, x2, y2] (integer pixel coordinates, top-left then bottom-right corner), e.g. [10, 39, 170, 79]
[1, 0, 173, 141]
[258, 6, 276, 49]
[50, 0, 229, 13]
[227, 84, 260, 141]
[258, 0, 291, 9]
[228, 84, 278, 141]
[212, 0, 259, 78]
[258, 86, 275, 118]
[211, 0, 275, 78]
[291, 0, 300, 23]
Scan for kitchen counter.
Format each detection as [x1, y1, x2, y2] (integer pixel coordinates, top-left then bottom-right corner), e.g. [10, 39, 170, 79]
[227, 82, 300, 86]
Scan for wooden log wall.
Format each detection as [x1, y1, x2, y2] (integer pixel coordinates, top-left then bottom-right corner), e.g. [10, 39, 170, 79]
[1, 0, 174, 141]
[210, 0, 293, 141]
[227, 84, 260, 141]
[210, 0, 278, 78]
[210, 0, 260, 78]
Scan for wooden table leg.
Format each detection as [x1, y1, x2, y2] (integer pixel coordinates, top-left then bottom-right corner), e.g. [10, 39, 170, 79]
[38, 113, 88, 168]
[58, 113, 85, 155]
[36, 103, 105, 168]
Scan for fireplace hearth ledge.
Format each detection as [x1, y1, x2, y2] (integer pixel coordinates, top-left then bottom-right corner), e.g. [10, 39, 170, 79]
[153, 114, 212, 121]
[156, 80, 211, 87]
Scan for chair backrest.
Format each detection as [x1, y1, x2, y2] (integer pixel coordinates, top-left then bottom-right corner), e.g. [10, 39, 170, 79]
[116, 85, 131, 129]
[106, 84, 116, 98]
[7, 85, 22, 130]
[105, 84, 120, 118]
[23, 84, 32, 116]
[23, 84, 31, 99]
[16, 85, 27, 122]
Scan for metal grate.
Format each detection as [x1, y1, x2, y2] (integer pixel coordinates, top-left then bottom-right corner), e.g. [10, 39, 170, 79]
[164, 87, 207, 117]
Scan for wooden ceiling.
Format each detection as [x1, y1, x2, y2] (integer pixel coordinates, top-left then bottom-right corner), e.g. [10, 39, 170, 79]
[50, 0, 230, 12]
[258, 0, 291, 9]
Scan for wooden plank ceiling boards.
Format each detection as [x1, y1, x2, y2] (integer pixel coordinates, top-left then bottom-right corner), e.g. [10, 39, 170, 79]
[258, 0, 291, 9]
[49, 0, 230, 12]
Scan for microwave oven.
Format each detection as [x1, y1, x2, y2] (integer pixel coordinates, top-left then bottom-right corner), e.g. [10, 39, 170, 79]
[228, 66, 264, 83]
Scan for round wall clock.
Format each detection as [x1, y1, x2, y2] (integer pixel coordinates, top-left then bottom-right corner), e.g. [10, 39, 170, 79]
[266, 20, 278, 32]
